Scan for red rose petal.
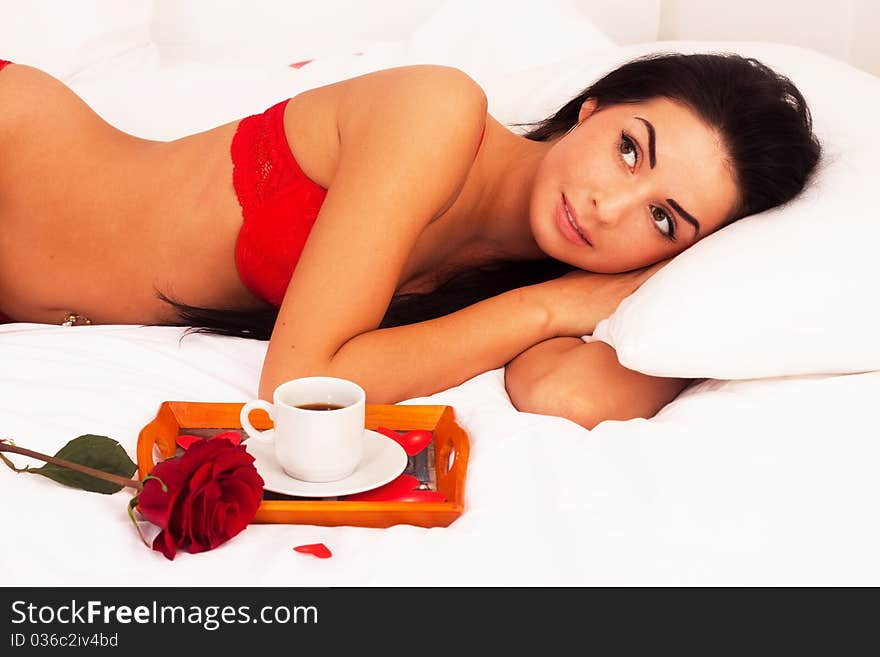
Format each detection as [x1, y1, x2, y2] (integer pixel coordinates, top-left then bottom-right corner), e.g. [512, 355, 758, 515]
[343, 474, 447, 502]
[176, 434, 202, 450]
[152, 529, 178, 561]
[289, 59, 314, 69]
[391, 489, 446, 502]
[294, 543, 332, 559]
[344, 474, 418, 501]
[211, 431, 242, 445]
[177, 432, 242, 451]
[375, 426, 433, 456]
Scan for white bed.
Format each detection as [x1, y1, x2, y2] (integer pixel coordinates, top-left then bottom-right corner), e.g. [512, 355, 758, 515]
[2, 0, 879, 586]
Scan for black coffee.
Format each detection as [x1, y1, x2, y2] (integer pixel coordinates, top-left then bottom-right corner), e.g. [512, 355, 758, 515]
[296, 402, 345, 411]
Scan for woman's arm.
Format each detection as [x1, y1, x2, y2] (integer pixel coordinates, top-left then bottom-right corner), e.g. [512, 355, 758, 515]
[504, 337, 693, 429]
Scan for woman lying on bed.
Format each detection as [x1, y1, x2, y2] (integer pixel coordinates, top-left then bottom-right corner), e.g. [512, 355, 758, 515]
[0, 53, 819, 427]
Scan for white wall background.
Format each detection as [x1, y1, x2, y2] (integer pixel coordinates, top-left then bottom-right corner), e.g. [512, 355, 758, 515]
[6, 1, 874, 79]
[145, 0, 880, 77]
[578, 0, 880, 77]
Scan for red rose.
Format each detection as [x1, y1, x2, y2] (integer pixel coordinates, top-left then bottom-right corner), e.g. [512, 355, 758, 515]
[137, 438, 264, 560]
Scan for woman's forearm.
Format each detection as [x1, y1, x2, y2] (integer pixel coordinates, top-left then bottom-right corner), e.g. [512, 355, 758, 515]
[267, 286, 551, 403]
[258, 256, 668, 401]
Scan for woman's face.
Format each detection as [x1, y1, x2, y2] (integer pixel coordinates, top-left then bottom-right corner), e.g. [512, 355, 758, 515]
[529, 96, 740, 272]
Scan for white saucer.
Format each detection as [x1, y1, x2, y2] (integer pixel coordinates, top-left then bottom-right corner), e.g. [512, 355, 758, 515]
[245, 429, 408, 498]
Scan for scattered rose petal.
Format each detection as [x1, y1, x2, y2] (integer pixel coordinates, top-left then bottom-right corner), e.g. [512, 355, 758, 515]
[343, 474, 447, 502]
[289, 59, 314, 69]
[294, 543, 332, 559]
[176, 434, 202, 450]
[375, 426, 433, 456]
[176, 431, 242, 450]
[211, 431, 242, 445]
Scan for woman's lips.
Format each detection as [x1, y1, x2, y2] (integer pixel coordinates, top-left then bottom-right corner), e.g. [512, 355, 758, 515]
[558, 194, 592, 246]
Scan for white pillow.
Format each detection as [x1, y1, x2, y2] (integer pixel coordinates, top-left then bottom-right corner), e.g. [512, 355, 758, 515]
[0, 0, 154, 82]
[490, 41, 880, 380]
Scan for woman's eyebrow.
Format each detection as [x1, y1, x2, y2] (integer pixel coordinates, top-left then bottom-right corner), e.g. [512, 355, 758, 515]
[634, 116, 655, 168]
[667, 198, 701, 236]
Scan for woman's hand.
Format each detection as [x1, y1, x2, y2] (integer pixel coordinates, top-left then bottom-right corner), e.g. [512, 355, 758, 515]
[531, 258, 671, 337]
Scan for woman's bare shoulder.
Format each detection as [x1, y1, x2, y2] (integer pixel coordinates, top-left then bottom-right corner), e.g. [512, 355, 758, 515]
[285, 64, 488, 194]
[297, 63, 485, 106]
[331, 65, 487, 173]
[337, 64, 485, 125]
[338, 63, 486, 96]
[292, 64, 486, 139]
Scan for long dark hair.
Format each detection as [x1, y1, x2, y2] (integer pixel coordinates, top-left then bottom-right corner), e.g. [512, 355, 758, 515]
[157, 52, 821, 340]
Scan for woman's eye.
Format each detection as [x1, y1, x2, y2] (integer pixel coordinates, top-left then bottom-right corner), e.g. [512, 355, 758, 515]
[619, 132, 638, 169]
[652, 206, 676, 240]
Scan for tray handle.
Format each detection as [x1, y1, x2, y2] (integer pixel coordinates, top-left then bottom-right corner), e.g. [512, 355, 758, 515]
[434, 407, 469, 502]
[136, 402, 180, 480]
[436, 439, 458, 478]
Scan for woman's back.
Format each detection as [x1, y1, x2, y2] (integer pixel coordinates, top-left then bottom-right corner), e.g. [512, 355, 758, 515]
[0, 63, 251, 323]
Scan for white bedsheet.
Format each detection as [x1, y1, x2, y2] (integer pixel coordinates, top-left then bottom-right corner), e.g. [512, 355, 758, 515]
[2, 323, 879, 586]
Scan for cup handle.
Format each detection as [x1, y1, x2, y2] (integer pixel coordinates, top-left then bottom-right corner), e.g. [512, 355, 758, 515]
[240, 400, 275, 443]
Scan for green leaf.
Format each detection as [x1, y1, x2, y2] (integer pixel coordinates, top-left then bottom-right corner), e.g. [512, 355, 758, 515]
[28, 434, 137, 494]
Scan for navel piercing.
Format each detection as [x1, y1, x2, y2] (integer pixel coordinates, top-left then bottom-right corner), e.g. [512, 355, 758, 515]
[61, 313, 92, 327]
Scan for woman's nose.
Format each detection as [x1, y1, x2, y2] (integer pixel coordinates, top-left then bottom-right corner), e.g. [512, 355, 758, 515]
[591, 191, 630, 227]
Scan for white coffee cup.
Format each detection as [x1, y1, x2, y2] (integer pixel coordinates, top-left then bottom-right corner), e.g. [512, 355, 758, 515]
[239, 376, 366, 482]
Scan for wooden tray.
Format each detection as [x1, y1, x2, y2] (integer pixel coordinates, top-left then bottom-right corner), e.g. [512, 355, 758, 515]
[136, 402, 469, 528]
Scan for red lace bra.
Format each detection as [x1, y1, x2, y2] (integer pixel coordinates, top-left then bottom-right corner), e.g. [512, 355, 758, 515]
[231, 99, 328, 307]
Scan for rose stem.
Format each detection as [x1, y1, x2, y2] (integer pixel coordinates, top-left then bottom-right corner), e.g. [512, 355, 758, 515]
[0, 441, 142, 490]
